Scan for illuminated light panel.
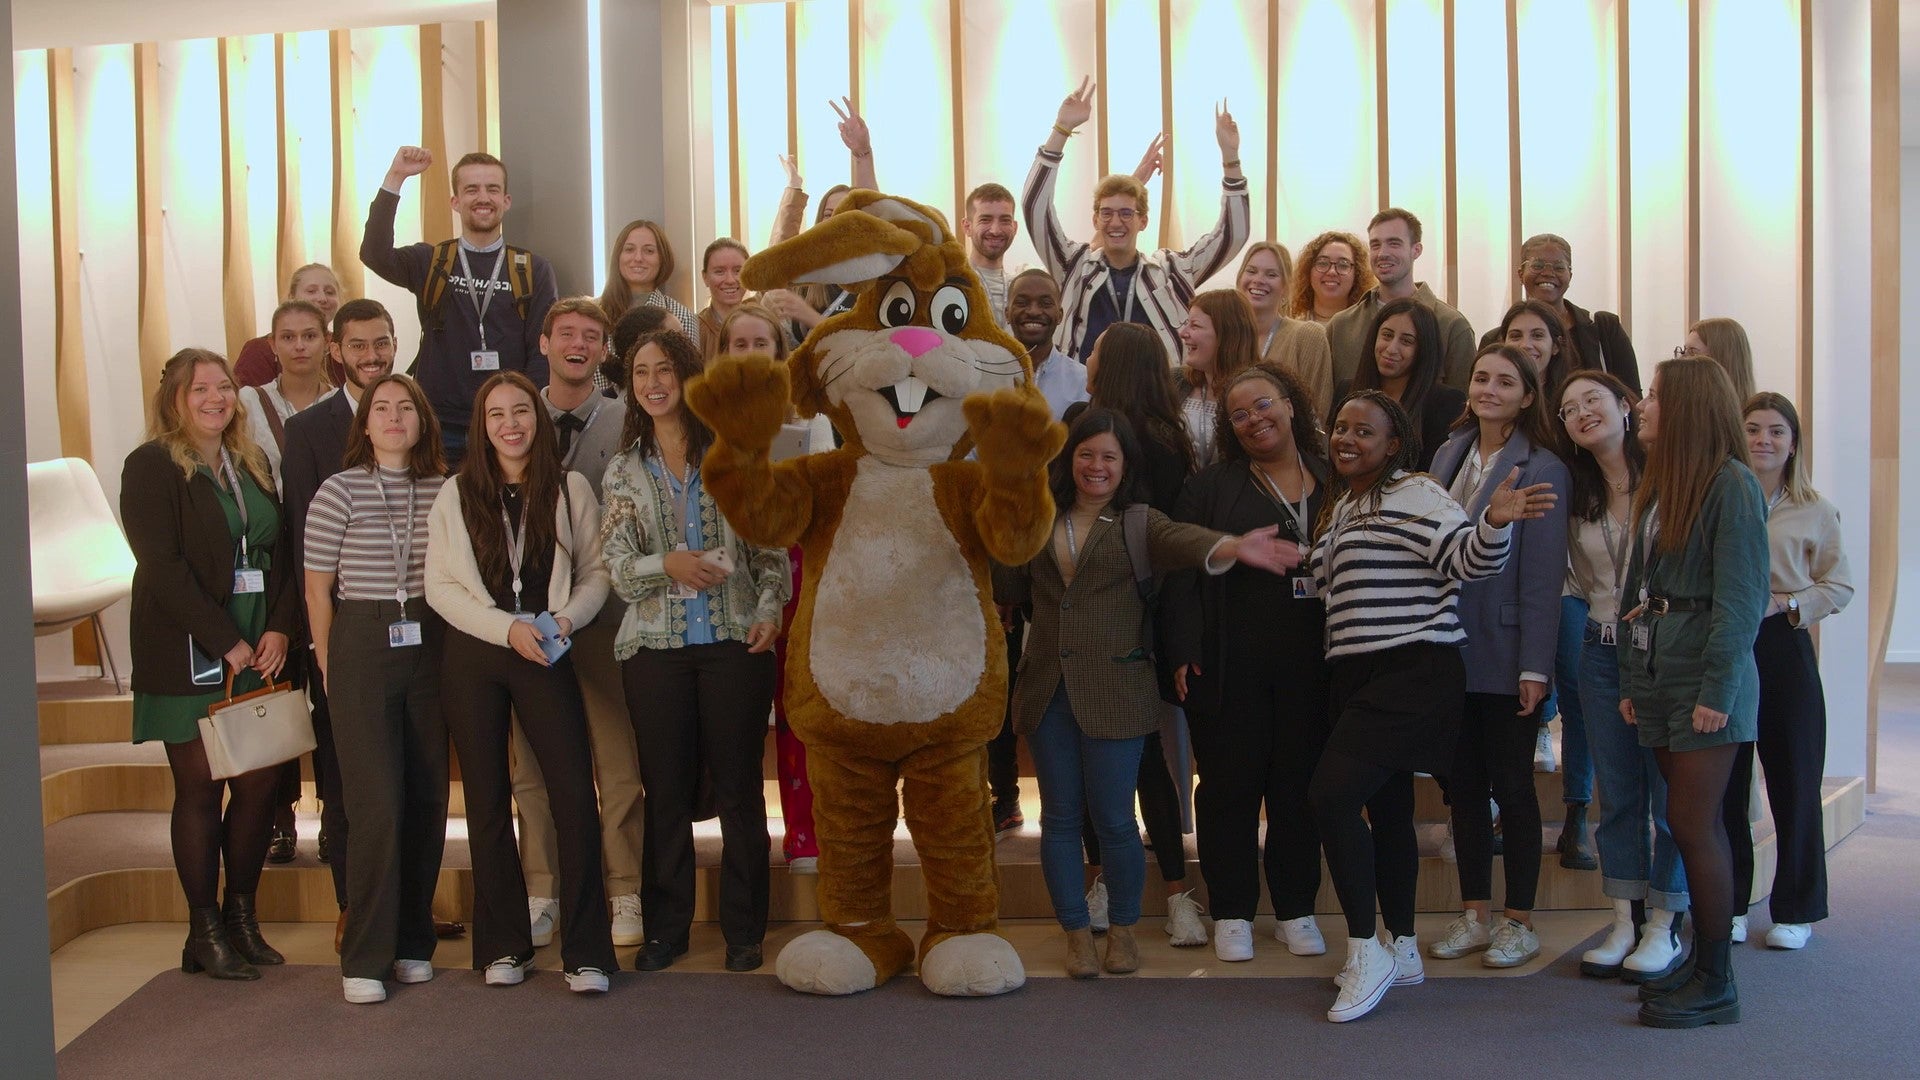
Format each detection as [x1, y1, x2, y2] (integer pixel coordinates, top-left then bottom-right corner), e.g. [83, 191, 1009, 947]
[789, 0, 851, 236]
[588, 0, 606, 284]
[1383, 0, 1448, 297]
[859, 0, 954, 230]
[1166, 0, 1265, 292]
[282, 31, 335, 281]
[1626, 0, 1686, 350]
[1514, 0, 1614, 315]
[233, 35, 281, 323]
[1272, 0, 1375, 252]
[350, 25, 426, 355]
[1102, 0, 1162, 193]
[709, 3, 732, 251]
[734, 1, 791, 254]
[1448, 0, 1513, 331]
[72, 45, 140, 450]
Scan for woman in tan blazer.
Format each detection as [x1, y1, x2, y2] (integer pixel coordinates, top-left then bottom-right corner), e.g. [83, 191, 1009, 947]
[993, 408, 1298, 981]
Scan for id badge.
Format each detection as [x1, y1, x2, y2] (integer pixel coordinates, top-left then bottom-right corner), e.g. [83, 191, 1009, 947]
[1291, 577, 1319, 600]
[1599, 622, 1617, 646]
[388, 619, 423, 648]
[470, 349, 501, 371]
[668, 542, 698, 600]
[1631, 621, 1651, 652]
[232, 568, 266, 594]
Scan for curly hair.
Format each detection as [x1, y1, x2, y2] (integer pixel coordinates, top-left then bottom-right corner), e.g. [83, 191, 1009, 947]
[1287, 230, 1376, 319]
[1214, 362, 1327, 477]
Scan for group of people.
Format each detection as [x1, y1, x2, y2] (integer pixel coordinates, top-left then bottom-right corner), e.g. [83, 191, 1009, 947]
[120, 82, 1849, 1028]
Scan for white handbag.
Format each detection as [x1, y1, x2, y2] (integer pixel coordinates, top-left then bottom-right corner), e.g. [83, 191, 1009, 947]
[198, 671, 315, 780]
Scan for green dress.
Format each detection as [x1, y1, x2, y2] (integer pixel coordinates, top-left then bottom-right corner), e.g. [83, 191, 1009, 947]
[131, 464, 280, 745]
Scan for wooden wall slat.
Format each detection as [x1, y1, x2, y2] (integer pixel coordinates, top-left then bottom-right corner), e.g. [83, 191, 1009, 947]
[1266, 0, 1279, 240]
[950, 0, 967, 226]
[725, 6, 743, 240]
[275, 34, 302, 294]
[1685, 0, 1700, 326]
[1616, 0, 1632, 335]
[1866, 0, 1900, 794]
[1504, 0, 1521, 306]
[849, 0, 863, 112]
[1156, 0, 1173, 250]
[785, 2, 799, 157]
[1796, 0, 1813, 447]
[133, 42, 169, 403]
[1443, 0, 1458, 306]
[1375, 0, 1389, 209]
[218, 38, 258, 360]
[419, 24, 454, 245]
[475, 21, 494, 156]
[330, 30, 365, 301]
[1094, 0, 1108, 177]
[48, 48, 90, 462]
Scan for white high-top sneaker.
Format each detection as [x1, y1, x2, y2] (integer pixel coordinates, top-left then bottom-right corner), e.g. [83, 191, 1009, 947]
[1328, 937, 1394, 1023]
[1581, 899, 1639, 978]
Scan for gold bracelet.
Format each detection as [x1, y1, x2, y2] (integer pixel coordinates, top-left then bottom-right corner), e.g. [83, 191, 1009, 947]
[1223, 158, 1242, 169]
[1052, 123, 1077, 138]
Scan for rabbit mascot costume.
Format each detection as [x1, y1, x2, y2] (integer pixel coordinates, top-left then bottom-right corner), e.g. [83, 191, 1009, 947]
[686, 191, 1062, 997]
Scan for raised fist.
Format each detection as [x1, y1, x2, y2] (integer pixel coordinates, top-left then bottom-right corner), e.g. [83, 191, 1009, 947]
[389, 146, 433, 178]
[965, 384, 1065, 480]
[687, 353, 791, 455]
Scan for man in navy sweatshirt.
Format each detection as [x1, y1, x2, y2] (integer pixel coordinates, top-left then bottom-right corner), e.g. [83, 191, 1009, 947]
[361, 146, 558, 463]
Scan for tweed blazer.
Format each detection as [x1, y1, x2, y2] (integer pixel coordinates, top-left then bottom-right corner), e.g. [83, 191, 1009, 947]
[994, 504, 1224, 739]
[1429, 427, 1572, 695]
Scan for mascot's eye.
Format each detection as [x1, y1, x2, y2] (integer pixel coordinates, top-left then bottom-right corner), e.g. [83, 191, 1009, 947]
[932, 286, 970, 335]
[879, 281, 917, 328]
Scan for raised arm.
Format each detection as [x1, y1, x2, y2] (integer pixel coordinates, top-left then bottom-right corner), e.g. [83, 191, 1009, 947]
[831, 97, 877, 191]
[963, 384, 1067, 565]
[685, 354, 819, 549]
[1023, 78, 1096, 279]
[1163, 101, 1251, 289]
[360, 146, 436, 290]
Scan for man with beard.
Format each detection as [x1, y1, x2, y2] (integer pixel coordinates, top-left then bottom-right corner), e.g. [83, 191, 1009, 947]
[512, 297, 647, 950]
[362, 146, 558, 463]
[962, 184, 1025, 327]
[279, 300, 404, 949]
[1326, 208, 1476, 388]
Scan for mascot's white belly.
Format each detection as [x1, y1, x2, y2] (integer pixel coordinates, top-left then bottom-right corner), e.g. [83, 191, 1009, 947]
[811, 456, 986, 725]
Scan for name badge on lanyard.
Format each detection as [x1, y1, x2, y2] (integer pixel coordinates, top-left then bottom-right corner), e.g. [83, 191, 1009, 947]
[1291, 577, 1319, 600]
[1631, 621, 1651, 652]
[376, 474, 421, 646]
[460, 244, 506, 370]
[470, 350, 501, 371]
[388, 620, 423, 647]
[219, 449, 265, 594]
[1599, 622, 1617, 646]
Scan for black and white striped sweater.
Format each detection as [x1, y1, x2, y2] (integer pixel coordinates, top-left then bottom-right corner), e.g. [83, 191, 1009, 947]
[1309, 471, 1512, 660]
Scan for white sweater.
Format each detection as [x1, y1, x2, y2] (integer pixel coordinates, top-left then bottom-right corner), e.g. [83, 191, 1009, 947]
[425, 472, 609, 647]
[1310, 471, 1512, 660]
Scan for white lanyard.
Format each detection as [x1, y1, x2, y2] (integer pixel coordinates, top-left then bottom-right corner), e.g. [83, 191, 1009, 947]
[1636, 504, 1661, 604]
[560, 399, 606, 471]
[1250, 460, 1312, 546]
[1103, 265, 1137, 326]
[457, 244, 507, 350]
[1260, 322, 1280, 358]
[216, 447, 251, 564]
[373, 472, 418, 605]
[500, 491, 529, 612]
[1597, 507, 1631, 601]
[1765, 486, 1787, 519]
[653, 452, 696, 545]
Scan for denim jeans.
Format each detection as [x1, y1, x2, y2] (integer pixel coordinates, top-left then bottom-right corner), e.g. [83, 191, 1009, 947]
[1030, 681, 1147, 931]
[1578, 619, 1689, 911]
[1552, 595, 1594, 804]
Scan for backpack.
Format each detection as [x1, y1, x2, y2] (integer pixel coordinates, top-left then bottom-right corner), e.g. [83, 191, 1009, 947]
[1116, 503, 1182, 705]
[420, 239, 536, 334]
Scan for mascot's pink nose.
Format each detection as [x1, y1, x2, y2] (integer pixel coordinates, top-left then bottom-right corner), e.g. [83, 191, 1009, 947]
[890, 327, 941, 358]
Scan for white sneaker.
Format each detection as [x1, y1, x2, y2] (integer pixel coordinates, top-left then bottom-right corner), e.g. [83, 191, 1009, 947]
[392, 960, 433, 984]
[1164, 889, 1208, 946]
[1535, 724, 1557, 771]
[565, 966, 610, 994]
[1428, 911, 1491, 959]
[1483, 917, 1541, 968]
[1276, 915, 1328, 956]
[342, 976, 387, 1003]
[1086, 876, 1110, 934]
[1731, 914, 1749, 943]
[529, 896, 559, 947]
[485, 954, 532, 986]
[788, 856, 819, 875]
[1389, 934, 1426, 985]
[1328, 937, 1393, 1023]
[1765, 922, 1812, 950]
[1214, 918, 1254, 962]
[610, 893, 645, 946]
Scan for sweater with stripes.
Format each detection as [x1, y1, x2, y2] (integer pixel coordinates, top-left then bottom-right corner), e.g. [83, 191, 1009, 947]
[1309, 471, 1512, 660]
[304, 465, 445, 602]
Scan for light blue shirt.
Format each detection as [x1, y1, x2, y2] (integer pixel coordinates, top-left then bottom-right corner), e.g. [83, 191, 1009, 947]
[1031, 349, 1090, 420]
[645, 456, 717, 646]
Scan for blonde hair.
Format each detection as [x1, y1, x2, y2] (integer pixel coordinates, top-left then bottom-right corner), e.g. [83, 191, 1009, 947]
[1636, 358, 1748, 556]
[148, 348, 275, 494]
[1689, 317, 1756, 403]
[1744, 391, 1817, 504]
[1092, 174, 1150, 217]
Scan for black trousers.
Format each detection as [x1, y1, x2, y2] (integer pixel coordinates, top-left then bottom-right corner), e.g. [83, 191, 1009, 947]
[624, 639, 776, 949]
[1309, 750, 1417, 941]
[1449, 692, 1542, 911]
[328, 600, 449, 980]
[987, 612, 1025, 810]
[441, 628, 614, 973]
[1186, 659, 1326, 920]
[1726, 613, 1830, 923]
[1082, 729, 1187, 882]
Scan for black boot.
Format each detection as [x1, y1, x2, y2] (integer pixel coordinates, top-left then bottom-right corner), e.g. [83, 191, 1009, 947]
[222, 892, 285, 965]
[1557, 803, 1598, 870]
[1639, 937, 1739, 1028]
[183, 906, 260, 980]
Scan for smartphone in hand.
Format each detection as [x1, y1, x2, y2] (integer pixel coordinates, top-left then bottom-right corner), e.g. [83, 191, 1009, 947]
[531, 611, 572, 663]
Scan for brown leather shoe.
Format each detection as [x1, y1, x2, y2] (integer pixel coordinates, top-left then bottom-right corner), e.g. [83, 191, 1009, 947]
[434, 919, 467, 939]
[334, 909, 347, 955]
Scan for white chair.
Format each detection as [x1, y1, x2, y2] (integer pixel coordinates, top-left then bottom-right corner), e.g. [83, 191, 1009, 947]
[28, 457, 135, 692]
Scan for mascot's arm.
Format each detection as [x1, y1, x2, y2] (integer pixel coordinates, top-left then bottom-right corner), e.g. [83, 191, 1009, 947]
[686, 354, 816, 549]
[963, 383, 1067, 566]
[747, 542, 794, 625]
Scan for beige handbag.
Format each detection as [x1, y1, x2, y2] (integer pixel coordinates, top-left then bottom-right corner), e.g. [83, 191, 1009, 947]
[198, 671, 315, 780]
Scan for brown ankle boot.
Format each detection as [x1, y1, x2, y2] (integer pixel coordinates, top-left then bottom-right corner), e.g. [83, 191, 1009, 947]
[1104, 924, 1139, 974]
[1064, 928, 1101, 979]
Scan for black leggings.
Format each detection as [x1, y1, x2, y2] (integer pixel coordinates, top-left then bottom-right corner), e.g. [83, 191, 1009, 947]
[1656, 742, 1741, 943]
[164, 740, 279, 908]
[1082, 730, 1186, 882]
[1449, 692, 1541, 911]
[1309, 748, 1418, 941]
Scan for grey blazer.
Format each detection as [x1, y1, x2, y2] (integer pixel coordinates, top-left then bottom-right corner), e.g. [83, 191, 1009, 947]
[1428, 427, 1571, 695]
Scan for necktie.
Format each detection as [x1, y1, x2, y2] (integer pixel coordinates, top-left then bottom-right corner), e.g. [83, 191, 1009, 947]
[555, 412, 585, 458]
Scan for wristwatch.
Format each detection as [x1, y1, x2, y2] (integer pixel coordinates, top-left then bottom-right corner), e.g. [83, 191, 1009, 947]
[1786, 595, 1801, 627]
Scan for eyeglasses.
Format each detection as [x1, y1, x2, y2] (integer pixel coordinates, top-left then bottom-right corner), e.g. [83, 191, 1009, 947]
[1557, 389, 1615, 423]
[1229, 397, 1278, 426]
[1672, 344, 1700, 359]
[1313, 258, 1355, 274]
[1522, 259, 1571, 274]
[1096, 207, 1139, 223]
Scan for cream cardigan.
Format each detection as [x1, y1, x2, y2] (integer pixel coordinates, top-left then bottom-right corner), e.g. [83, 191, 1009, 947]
[425, 472, 610, 647]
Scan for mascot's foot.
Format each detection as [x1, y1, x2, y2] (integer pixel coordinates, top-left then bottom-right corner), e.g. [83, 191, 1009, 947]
[775, 930, 880, 996]
[920, 933, 1026, 997]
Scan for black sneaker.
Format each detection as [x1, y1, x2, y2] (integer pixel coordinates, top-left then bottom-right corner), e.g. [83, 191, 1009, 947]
[266, 829, 296, 865]
[993, 804, 1024, 838]
[633, 940, 688, 972]
[316, 829, 331, 865]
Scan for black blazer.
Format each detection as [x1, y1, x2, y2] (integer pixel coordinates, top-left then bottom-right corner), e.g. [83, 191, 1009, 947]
[1478, 298, 1641, 395]
[279, 389, 356, 580]
[1330, 380, 1465, 473]
[121, 442, 300, 696]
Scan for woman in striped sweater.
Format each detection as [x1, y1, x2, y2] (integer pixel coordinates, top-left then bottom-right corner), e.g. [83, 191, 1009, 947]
[1307, 389, 1556, 1024]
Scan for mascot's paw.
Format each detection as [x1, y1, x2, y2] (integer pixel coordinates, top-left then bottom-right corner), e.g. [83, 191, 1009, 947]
[919, 933, 1027, 997]
[964, 384, 1066, 479]
[687, 353, 790, 454]
[775, 929, 880, 996]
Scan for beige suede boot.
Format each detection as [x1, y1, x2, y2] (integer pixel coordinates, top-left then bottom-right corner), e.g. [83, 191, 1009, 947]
[1065, 928, 1101, 979]
[1103, 924, 1139, 974]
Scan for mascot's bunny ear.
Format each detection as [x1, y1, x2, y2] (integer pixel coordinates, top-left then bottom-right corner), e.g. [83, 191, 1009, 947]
[742, 190, 955, 293]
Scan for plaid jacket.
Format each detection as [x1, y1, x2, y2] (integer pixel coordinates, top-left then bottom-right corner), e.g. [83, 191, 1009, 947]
[995, 505, 1223, 739]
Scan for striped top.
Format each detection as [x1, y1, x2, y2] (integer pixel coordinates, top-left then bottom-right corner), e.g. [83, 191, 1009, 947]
[1309, 471, 1513, 660]
[304, 465, 446, 602]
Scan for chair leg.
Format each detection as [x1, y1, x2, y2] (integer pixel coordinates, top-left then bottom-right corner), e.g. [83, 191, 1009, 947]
[91, 613, 123, 695]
